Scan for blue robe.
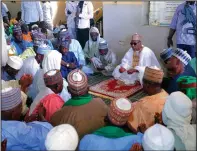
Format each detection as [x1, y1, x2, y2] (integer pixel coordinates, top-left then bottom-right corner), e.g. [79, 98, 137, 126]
[167, 64, 196, 94]
[79, 132, 143, 150]
[1, 67, 16, 81]
[2, 120, 53, 151]
[45, 39, 54, 50]
[61, 51, 79, 79]
[11, 40, 33, 55]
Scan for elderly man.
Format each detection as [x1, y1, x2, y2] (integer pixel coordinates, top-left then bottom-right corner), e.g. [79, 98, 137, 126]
[162, 91, 196, 150]
[50, 69, 108, 138]
[128, 67, 168, 132]
[59, 30, 85, 68]
[2, 56, 23, 81]
[11, 25, 33, 55]
[166, 48, 196, 94]
[1, 87, 53, 150]
[90, 39, 117, 76]
[21, 1, 43, 30]
[167, 1, 196, 58]
[112, 33, 160, 85]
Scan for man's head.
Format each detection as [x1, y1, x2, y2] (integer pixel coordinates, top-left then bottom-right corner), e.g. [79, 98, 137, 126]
[67, 69, 88, 97]
[90, 27, 99, 41]
[13, 25, 23, 42]
[99, 39, 108, 56]
[16, 11, 21, 21]
[35, 43, 51, 64]
[143, 67, 164, 95]
[160, 48, 173, 64]
[59, 41, 70, 54]
[187, 1, 195, 5]
[1, 87, 22, 120]
[21, 23, 29, 34]
[58, 30, 71, 54]
[5, 56, 23, 77]
[45, 124, 79, 151]
[44, 69, 63, 94]
[142, 124, 175, 150]
[130, 33, 142, 51]
[166, 48, 191, 77]
[31, 24, 39, 32]
[32, 31, 47, 50]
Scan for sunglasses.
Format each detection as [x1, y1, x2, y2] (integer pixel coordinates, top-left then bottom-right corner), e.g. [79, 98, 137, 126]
[130, 41, 140, 46]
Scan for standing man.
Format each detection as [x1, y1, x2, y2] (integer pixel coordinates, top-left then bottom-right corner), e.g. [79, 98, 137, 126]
[167, 1, 196, 58]
[65, 1, 78, 39]
[76, 1, 93, 49]
[1, 2, 11, 25]
[42, 1, 53, 31]
[21, 1, 43, 30]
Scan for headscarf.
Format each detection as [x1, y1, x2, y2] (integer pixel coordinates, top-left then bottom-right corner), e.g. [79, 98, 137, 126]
[88, 27, 100, 49]
[42, 50, 62, 74]
[37, 43, 52, 55]
[162, 91, 196, 150]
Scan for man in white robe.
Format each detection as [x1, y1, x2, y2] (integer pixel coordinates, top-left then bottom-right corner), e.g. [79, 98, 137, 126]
[91, 39, 117, 76]
[112, 33, 160, 85]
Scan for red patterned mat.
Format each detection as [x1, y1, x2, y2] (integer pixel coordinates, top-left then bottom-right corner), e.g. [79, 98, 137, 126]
[89, 78, 143, 100]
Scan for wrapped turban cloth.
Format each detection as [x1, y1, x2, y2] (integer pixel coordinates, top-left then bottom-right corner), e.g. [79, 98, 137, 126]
[67, 69, 88, 96]
[142, 124, 175, 151]
[44, 69, 63, 87]
[143, 66, 164, 84]
[172, 48, 191, 65]
[1, 87, 22, 111]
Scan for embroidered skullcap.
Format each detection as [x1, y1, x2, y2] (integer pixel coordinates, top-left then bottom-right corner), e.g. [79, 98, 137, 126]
[177, 76, 196, 100]
[172, 48, 191, 65]
[143, 66, 164, 84]
[7, 56, 23, 70]
[59, 30, 71, 40]
[1, 87, 22, 111]
[67, 69, 88, 96]
[32, 32, 47, 46]
[108, 98, 133, 126]
[13, 25, 22, 34]
[160, 48, 173, 61]
[44, 69, 63, 86]
[37, 43, 52, 55]
[142, 124, 175, 150]
[99, 39, 108, 49]
[45, 124, 78, 151]
[31, 24, 39, 29]
[131, 33, 141, 41]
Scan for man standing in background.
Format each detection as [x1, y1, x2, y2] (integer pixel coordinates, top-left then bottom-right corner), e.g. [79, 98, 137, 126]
[167, 1, 196, 58]
[21, 1, 43, 30]
[42, 1, 53, 31]
[1, 2, 11, 25]
[65, 1, 78, 39]
[76, 1, 93, 49]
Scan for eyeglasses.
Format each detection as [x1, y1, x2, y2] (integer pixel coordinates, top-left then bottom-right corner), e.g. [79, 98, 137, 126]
[130, 41, 140, 46]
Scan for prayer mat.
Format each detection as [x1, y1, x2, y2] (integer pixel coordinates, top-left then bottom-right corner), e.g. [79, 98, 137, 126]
[88, 72, 112, 86]
[89, 78, 142, 100]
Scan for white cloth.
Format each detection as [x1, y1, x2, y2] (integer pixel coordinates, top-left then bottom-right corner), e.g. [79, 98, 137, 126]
[15, 57, 39, 80]
[7, 56, 23, 70]
[21, 1, 43, 24]
[45, 124, 78, 151]
[162, 91, 196, 150]
[2, 21, 8, 67]
[142, 124, 175, 150]
[1, 2, 9, 17]
[42, 2, 53, 30]
[112, 47, 161, 85]
[69, 39, 86, 66]
[77, 1, 93, 29]
[65, 1, 78, 29]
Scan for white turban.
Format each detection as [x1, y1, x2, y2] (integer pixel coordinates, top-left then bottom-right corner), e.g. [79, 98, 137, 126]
[162, 91, 196, 150]
[90, 27, 99, 34]
[45, 124, 78, 150]
[42, 50, 62, 74]
[142, 124, 175, 150]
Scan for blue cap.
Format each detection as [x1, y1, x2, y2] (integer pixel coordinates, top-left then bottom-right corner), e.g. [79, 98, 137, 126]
[160, 48, 173, 61]
[37, 43, 51, 55]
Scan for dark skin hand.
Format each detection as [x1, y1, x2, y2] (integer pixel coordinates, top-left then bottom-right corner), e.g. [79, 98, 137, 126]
[129, 143, 143, 151]
[119, 66, 126, 73]
[167, 28, 176, 47]
[38, 103, 47, 122]
[137, 123, 147, 133]
[1, 139, 7, 151]
[154, 112, 163, 125]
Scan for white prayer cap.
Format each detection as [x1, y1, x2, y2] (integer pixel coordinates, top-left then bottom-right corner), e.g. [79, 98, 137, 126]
[172, 48, 191, 65]
[45, 124, 79, 151]
[31, 24, 39, 29]
[60, 25, 66, 30]
[90, 27, 99, 34]
[7, 56, 23, 70]
[142, 124, 175, 151]
[99, 39, 108, 49]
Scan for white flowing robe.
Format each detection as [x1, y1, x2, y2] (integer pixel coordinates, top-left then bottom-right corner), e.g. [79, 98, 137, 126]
[112, 47, 161, 85]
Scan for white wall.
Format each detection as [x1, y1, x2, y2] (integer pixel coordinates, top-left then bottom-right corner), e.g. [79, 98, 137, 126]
[103, 1, 176, 65]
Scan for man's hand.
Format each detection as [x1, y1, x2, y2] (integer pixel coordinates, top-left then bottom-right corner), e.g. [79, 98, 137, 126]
[154, 112, 163, 125]
[24, 114, 38, 123]
[127, 69, 139, 74]
[137, 123, 147, 133]
[119, 66, 126, 73]
[38, 103, 46, 121]
[69, 63, 76, 69]
[129, 143, 143, 151]
[1, 139, 7, 151]
[19, 74, 33, 93]
[167, 38, 173, 47]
